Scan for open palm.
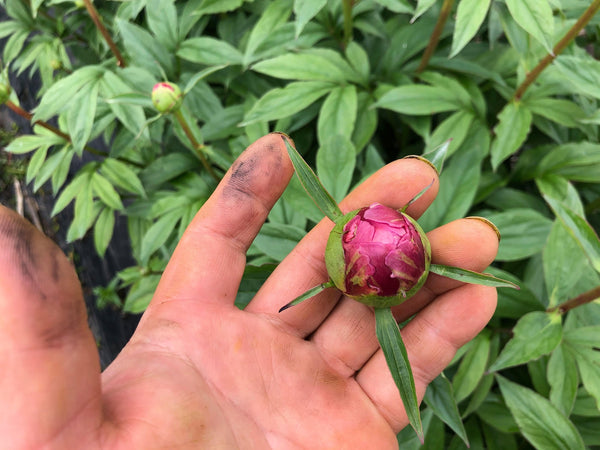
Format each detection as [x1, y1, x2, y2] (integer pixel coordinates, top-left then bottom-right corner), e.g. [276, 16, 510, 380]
[0, 134, 499, 449]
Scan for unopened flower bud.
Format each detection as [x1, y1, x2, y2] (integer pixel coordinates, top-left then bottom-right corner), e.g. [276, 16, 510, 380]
[151, 81, 182, 113]
[325, 203, 431, 307]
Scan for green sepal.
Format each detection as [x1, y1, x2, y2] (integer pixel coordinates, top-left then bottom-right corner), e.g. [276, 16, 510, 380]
[374, 307, 424, 443]
[429, 264, 520, 289]
[278, 280, 335, 312]
[282, 137, 344, 222]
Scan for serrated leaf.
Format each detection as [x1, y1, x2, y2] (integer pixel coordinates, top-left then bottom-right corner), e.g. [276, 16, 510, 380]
[374, 85, 461, 115]
[374, 307, 423, 441]
[489, 311, 562, 372]
[497, 376, 585, 450]
[242, 81, 333, 126]
[92, 173, 124, 211]
[94, 207, 116, 257]
[424, 373, 469, 447]
[178, 37, 243, 66]
[544, 196, 600, 273]
[283, 138, 343, 223]
[429, 264, 520, 289]
[490, 101, 532, 170]
[450, 0, 492, 57]
[505, 0, 554, 53]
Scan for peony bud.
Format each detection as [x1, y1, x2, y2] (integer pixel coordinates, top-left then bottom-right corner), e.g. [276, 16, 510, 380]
[151, 81, 183, 113]
[325, 203, 431, 308]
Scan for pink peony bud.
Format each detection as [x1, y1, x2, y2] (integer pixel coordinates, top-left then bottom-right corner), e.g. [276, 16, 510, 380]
[325, 203, 431, 307]
[151, 81, 183, 113]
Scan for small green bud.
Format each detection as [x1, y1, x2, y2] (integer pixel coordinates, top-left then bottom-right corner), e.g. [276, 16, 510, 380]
[151, 82, 183, 114]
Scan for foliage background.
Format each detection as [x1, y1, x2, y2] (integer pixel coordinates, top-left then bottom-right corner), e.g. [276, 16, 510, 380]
[1, 0, 600, 447]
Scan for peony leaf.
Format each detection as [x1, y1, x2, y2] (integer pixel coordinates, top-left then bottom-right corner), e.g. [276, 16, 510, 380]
[429, 264, 520, 289]
[282, 137, 344, 222]
[374, 307, 423, 442]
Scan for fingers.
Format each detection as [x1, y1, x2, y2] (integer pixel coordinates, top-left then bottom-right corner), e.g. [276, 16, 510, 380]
[147, 133, 294, 314]
[356, 283, 497, 432]
[309, 217, 500, 378]
[246, 156, 439, 336]
[0, 205, 101, 446]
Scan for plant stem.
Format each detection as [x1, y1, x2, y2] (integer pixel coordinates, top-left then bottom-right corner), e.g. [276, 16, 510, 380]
[172, 110, 220, 182]
[416, 0, 455, 74]
[547, 285, 600, 315]
[342, 0, 354, 49]
[82, 0, 127, 67]
[513, 0, 600, 100]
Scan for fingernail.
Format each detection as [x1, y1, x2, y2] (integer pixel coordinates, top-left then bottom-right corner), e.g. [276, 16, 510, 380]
[466, 216, 502, 242]
[402, 155, 439, 176]
[271, 131, 295, 146]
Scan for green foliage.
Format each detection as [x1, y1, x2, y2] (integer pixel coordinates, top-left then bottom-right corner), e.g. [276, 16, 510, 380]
[2, 0, 600, 446]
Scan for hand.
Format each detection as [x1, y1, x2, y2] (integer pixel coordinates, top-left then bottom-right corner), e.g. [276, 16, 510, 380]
[0, 134, 499, 449]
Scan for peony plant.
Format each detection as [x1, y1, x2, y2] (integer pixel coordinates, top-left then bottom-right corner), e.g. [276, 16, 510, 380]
[278, 136, 518, 440]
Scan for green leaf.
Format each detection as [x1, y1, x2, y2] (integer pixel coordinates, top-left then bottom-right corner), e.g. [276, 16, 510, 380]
[488, 311, 562, 372]
[253, 223, 305, 262]
[543, 221, 591, 307]
[4, 134, 50, 155]
[244, 0, 292, 65]
[316, 135, 356, 203]
[67, 181, 97, 242]
[92, 173, 124, 211]
[52, 170, 93, 217]
[450, 0, 492, 58]
[294, 0, 327, 38]
[66, 81, 99, 155]
[283, 138, 343, 222]
[242, 81, 333, 126]
[536, 175, 584, 216]
[536, 142, 600, 183]
[123, 274, 161, 314]
[146, 0, 178, 51]
[497, 375, 585, 450]
[452, 330, 491, 402]
[424, 373, 469, 447]
[100, 71, 148, 138]
[345, 42, 370, 85]
[424, 110, 475, 157]
[553, 55, 600, 101]
[548, 343, 579, 416]
[101, 158, 146, 197]
[525, 97, 587, 128]
[544, 196, 600, 274]
[490, 101, 532, 170]
[485, 209, 553, 261]
[429, 265, 520, 289]
[94, 207, 116, 257]
[373, 0, 413, 14]
[374, 85, 461, 115]
[183, 65, 228, 94]
[178, 37, 243, 66]
[25, 145, 49, 184]
[32, 65, 104, 122]
[115, 19, 174, 78]
[374, 307, 423, 441]
[412, 0, 437, 22]
[140, 212, 182, 264]
[33, 146, 71, 192]
[565, 329, 600, 411]
[317, 85, 357, 144]
[251, 49, 362, 83]
[505, 0, 554, 53]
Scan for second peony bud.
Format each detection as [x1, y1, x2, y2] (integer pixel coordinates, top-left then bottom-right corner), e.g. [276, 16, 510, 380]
[325, 203, 431, 307]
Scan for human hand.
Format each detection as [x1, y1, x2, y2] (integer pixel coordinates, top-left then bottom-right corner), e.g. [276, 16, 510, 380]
[0, 134, 499, 449]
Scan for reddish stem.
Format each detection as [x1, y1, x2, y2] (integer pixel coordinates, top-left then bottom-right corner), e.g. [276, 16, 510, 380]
[416, 0, 455, 74]
[82, 0, 127, 67]
[547, 286, 600, 315]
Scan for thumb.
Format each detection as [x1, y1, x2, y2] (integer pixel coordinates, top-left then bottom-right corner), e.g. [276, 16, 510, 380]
[0, 205, 102, 447]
